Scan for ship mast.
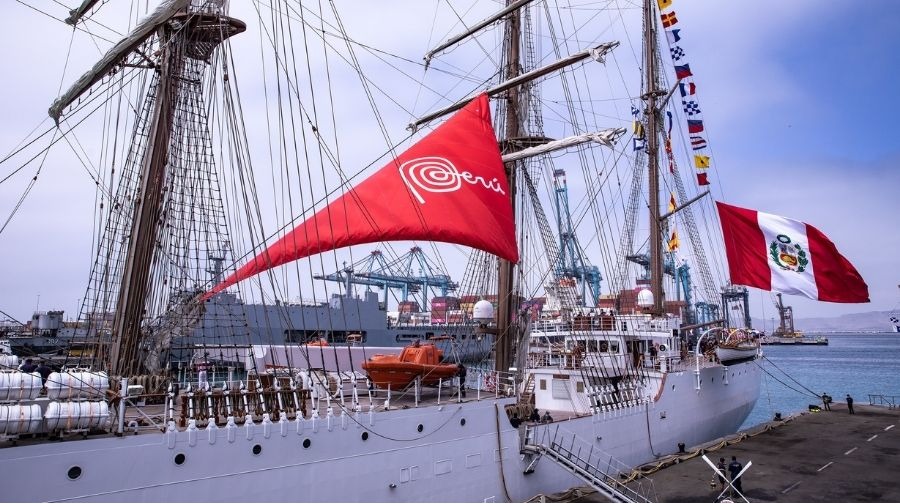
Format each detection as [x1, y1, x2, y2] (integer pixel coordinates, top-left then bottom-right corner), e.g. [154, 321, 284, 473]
[642, 0, 666, 316]
[106, 4, 245, 377]
[495, 1, 522, 373]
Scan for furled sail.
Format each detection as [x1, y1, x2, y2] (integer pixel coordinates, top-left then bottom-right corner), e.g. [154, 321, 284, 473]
[204, 94, 516, 299]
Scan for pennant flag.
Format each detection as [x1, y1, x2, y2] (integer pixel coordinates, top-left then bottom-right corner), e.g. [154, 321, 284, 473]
[666, 111, 673, 134]
[682, 100, 701, 116]
[631, 105, 640, 117]
[633, 120, 645, 138]
[687, 119, 704, 133]
[678, 81, 696, 97]
[204, 94, 517, 299]
[661, 12, 678, 28]
[716, 201, 869, 303]
[633, 138, 646, 151]
[697, 172, 710, 186]
[668, 158, 675, 174]
[657, 0, 673, 10]
[690, 135, 708, 150]
[670, 46, 685, 61]
[666, 29, 682, 44]
[668, 192, 677, 213]
[694, 154, 710, 169]
[664, 138, 673, 155]
[666, 228, 680, 252]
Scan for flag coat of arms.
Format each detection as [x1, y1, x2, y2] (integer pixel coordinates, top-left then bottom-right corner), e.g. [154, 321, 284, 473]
[716, 201, 869, 303]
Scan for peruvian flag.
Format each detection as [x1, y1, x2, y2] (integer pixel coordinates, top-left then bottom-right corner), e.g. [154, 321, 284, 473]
[716, 201, 868, 303]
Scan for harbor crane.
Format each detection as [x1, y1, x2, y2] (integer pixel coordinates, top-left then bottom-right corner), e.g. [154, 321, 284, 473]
[315, 247, 457, 310]
[553, 168, 602, 306]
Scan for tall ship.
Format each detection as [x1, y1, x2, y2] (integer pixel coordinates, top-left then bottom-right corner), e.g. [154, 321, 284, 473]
[0, 0, 777, 501]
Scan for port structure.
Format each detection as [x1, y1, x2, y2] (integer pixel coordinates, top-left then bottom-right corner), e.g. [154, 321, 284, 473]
[552, 168, 602, 307]
[626, 252, 696, 324]
[314, 247, 458, 310]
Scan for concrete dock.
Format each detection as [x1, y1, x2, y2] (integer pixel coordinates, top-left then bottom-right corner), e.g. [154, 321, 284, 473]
[565, 402, 900, 502]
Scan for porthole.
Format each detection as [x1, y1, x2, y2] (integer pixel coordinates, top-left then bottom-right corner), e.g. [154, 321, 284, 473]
[252, 444, 262, 456]
[712, 377, 715, 383]
[174, 453, 186, 465]
[460, 418, 466, 426]
[417, 424, 424, 433]
[361, 432, 369, 441]
[671, 384, 675, 390]
[303, 438, 311, 449]
[67, 466, 82, 481]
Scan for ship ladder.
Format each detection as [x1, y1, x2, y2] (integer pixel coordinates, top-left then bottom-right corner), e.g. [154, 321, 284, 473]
[524, 426, 656, 503]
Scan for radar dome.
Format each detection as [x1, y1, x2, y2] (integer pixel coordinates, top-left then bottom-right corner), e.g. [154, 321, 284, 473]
[473, 300, 495, 320]
[636, 288, 654, 307]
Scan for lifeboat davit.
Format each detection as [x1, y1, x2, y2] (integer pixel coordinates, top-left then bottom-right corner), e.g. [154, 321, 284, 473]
[362, 341, 459, 389]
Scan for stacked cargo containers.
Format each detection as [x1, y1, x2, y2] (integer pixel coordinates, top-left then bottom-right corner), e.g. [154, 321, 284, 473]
[430, 296, 460, 324]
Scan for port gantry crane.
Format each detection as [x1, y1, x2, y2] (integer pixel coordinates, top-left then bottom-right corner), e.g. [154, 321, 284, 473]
[552, 168, 603, 307]
[314, 247, 458, 310]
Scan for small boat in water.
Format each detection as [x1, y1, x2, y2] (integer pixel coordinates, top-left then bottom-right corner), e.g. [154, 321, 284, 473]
[362, 341, 459, 389]
[716, 329, 760, 363]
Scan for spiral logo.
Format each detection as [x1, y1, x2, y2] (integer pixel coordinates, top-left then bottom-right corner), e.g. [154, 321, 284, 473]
[399, 156, 505, 204]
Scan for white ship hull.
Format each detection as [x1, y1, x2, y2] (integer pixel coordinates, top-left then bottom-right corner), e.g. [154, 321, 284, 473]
[0, 360, 760, 502]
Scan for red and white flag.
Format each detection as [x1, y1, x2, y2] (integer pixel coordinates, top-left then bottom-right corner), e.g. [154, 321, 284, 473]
[716, 201, 868, 303]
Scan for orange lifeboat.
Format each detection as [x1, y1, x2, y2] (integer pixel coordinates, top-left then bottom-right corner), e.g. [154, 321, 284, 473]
[362, 341, 459, 389]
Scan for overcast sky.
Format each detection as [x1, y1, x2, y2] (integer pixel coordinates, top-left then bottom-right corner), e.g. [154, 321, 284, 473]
[0, 1, 897, 326]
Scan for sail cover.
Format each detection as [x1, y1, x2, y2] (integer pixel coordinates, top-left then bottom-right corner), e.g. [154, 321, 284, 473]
[204, 94, 517, 299]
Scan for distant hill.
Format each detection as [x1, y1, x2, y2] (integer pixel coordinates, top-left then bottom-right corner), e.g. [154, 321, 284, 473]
[752, 311, 897, 333]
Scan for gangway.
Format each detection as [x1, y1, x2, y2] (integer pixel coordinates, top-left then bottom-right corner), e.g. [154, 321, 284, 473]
[522, 424, 656, 503]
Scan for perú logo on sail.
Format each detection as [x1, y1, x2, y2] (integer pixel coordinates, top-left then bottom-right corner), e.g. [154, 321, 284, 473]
[399, 156, 506, 204]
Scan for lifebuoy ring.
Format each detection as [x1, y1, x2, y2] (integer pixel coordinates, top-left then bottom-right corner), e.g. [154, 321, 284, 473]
[659, 344, 667, 352]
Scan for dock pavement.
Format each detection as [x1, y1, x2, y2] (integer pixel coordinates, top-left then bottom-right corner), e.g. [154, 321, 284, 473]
[553, 402, 899, 502]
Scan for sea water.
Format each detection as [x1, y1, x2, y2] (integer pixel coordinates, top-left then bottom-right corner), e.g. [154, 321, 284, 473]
[740, 332, 900, 430]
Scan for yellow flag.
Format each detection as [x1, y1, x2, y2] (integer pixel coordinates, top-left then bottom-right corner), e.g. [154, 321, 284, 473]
[657, 0, 673, 10]
[694, 154, 710, 169]
[633, 120, 644, 138]
[668, 192, 677, 213]
[666, 229, 680, 252]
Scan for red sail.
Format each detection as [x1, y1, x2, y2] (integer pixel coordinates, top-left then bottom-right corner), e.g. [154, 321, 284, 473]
[204, 94, 517, 299]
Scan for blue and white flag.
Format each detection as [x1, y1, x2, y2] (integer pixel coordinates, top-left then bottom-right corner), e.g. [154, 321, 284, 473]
[666, 28, 681, 44]
[682, 100, 701, 116]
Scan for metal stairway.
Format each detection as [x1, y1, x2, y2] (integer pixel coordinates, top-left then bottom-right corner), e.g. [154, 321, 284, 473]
[523, 425, 657, 503]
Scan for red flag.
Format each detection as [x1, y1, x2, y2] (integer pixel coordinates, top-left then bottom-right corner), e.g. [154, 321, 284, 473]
[660, 12, 678, 28]
[204, 94, 516, 299]
[696, 172, 709, 186]
[716, 201, 868, 303]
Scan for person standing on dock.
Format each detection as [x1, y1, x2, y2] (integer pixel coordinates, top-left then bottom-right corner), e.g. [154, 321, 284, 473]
[728, 456, 744, 496]
[822, 393, 832, 411]
[716, 457, 727, 492]
[846, 394, 855, 414]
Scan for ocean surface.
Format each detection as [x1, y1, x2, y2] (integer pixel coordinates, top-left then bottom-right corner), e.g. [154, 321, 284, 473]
[740, 332, 900, 430]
